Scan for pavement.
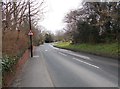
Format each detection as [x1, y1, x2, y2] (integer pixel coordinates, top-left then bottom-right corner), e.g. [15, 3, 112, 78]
[11, 46, 54, 87]
[11, 43, 119, 87]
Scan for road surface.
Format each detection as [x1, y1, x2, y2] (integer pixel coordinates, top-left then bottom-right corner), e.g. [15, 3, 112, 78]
[11, 43, 118, 87]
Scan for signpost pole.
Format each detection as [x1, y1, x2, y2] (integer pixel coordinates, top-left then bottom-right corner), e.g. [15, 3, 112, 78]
[28, 1, 33, 57]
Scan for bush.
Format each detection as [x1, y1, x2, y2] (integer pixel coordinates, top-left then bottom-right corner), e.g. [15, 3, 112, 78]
[2, 55, 17, 73]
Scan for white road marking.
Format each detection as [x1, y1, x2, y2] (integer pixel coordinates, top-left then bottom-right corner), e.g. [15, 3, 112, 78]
[49, 44, 59, 50]
[49, 44, 92, 61]
[73, 58, 100, 69]
[49, 44, 53, 48]
[59, 52, 67, 56]
[33, 55, 39, 58]
[52, 46, 92, 60]
[49, 44, 56, 48]
[45, 50, 48, 51]
[61, 49, 72, 53]
[69, 53, 92, 61]
[54, 47, 59, 50]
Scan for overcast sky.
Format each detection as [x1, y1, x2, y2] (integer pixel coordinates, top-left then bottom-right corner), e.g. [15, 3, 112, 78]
[40, 0, 83, 33]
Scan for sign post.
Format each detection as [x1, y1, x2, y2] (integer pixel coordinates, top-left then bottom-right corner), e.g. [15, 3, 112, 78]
[28, 30, 33, 57]
[28, 1, 33, 57]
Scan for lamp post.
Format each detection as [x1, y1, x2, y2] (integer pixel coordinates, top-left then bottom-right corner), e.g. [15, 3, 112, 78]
[28, 1, 33, 57]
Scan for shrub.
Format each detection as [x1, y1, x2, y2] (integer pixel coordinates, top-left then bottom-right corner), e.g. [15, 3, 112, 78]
[2, 55, 17, 73]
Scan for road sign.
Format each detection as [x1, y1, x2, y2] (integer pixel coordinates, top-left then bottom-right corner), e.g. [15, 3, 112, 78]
[28, 30, 33, 36]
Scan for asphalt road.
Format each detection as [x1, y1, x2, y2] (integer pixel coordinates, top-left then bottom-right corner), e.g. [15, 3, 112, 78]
[11, 43, 118, 87]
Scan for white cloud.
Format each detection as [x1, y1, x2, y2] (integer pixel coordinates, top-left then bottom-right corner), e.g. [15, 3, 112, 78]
[40, 0, 83, 33]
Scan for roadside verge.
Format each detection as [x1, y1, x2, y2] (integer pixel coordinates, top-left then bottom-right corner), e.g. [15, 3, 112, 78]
[54, 42, 118, 59]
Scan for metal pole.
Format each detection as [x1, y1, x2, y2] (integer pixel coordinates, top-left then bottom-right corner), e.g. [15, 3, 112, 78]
[28, 1, 33, 57]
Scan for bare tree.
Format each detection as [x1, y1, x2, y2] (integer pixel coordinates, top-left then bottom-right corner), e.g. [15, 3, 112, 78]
[2, 0, 45, 35]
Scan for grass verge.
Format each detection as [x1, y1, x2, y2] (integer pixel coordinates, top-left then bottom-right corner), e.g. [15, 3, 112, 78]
[54, 42, 118, 59]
